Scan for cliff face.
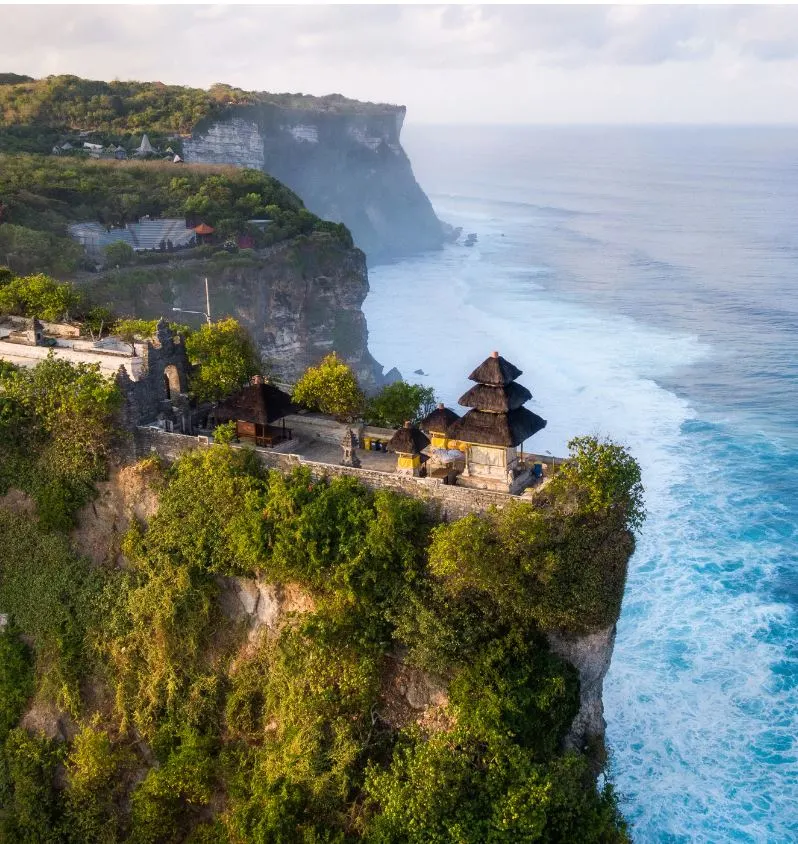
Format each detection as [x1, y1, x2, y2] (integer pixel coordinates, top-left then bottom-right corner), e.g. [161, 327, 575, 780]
[183, 104, 444, 262]
[81, 234, 386, 389]
[547, 625, 617, 753]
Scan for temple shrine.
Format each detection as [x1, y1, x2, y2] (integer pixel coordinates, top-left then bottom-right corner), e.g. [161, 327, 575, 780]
[446, 351, 546, 493]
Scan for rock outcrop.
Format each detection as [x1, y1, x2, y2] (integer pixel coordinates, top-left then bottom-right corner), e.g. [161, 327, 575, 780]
[81, 233, 387, 389]
[184, 103, 444, 262]
[546, 624, 617, 751]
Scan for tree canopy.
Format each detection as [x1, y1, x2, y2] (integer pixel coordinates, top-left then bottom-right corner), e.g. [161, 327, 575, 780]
[364, 380, 436, 428]
[292, 352, 365, 421]
[0, 272, 82, 322]
[184, 317, 262, 403]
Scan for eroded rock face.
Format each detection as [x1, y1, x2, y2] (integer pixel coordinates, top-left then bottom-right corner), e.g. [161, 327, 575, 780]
[82, 234, 387, 390]
[546, 624, 617, 751]
[217, 577, 316, 641]
[184, 104, 444, 262]
[71, 463, 162, 565]
[378, 655, 453, 733]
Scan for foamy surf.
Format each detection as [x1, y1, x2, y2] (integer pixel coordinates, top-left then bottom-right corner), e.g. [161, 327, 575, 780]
[365, 200, 798, 842]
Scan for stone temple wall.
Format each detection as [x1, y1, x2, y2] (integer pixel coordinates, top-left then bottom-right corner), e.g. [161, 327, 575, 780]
[133, 427, 532, 522]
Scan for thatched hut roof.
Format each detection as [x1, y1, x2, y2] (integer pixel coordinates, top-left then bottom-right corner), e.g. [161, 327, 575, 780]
[468, 351, 522, 386]
[458, 381, 532, 412]
[420, 404, 460, 433]
[448, 407, 546, 447]
[387, 422, 430, 455]
[211, 382, 294, 426]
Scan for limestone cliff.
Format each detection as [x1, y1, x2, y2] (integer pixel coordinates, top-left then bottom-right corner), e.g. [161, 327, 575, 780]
[183, 103, 444, 262]
[80, 233, 386, 389]
[547, 625, 617, 753]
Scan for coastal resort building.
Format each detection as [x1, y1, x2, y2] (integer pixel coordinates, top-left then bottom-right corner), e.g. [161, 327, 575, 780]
[420, 403, 460, 449]
[387, 421, 430, 477]
[209, 376, 294, 447]
[447, 351, 546, 493]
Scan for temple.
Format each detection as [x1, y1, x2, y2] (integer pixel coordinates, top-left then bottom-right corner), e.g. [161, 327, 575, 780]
[420, 403, 460, 449]
[447, 351, 547, 493]
[387, 421, 430, 477]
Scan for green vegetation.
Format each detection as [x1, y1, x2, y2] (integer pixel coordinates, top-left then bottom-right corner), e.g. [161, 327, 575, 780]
[0, 429, 639, 840]
[102, 240, 135, 268]
[184, 317, 262, 403]
[0, 354, 121, 529]
[0, 272, 82, 321]
[0, 153, 352, 276]
[364, 380, 436, 428]
[292, 351, 366, 421]
[0, 74, 396, 151]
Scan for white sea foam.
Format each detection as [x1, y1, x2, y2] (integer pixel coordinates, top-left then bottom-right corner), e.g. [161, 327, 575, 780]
[365, 216, 798, 842]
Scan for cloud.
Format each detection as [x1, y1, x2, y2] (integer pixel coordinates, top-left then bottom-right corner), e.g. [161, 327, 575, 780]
[3, 5, 798, 123]
[6, 5, 798, 77]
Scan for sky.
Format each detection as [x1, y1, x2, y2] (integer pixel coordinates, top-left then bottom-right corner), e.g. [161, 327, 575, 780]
[5, 3, 798, 125]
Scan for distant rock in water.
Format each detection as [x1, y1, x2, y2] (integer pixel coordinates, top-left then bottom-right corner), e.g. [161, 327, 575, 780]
[184, 102, 445, 263]
[413, 368, 428, 376]
[382, 366, 404, 385]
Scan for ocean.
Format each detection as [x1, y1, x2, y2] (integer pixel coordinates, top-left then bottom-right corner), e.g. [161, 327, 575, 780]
[362, 125, 798, 843]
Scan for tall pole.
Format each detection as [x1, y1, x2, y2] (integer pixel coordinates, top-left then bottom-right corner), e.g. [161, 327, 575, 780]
[204, 277, 212, 325]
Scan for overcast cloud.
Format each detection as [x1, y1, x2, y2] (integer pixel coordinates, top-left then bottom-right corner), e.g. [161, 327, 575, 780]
[5, 4, 798, 124]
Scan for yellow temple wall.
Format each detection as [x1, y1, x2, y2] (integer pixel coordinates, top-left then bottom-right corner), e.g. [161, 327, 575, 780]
[397, 453, 421, 470]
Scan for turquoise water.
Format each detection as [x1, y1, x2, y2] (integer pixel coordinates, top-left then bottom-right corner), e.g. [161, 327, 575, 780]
[362, 126, 798, 842]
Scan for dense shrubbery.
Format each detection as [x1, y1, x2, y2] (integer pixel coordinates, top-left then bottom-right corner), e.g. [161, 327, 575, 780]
[0, 153, 353, 275]
[0, 354, 122, 529]
[0, 435, 639, 840]
[0, 272, 82, 321]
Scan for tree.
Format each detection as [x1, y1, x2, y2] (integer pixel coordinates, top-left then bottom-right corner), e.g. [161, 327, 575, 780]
[102, 240, 135, 268]
[0, 272, 82, 321]
[292, 353, 364, 421]
[365, 381, 436, 428]
[551, 436, 646, 533]
[184, 317, 261, 403]
[112, 318, 159, 355]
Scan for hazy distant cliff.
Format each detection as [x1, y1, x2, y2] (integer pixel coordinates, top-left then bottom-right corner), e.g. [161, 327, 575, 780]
[183, 102, 445, 262]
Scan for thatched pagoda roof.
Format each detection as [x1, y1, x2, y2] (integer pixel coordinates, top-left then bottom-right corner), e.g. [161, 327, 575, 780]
[458, 381, 532, 412]
[468, 352, 522, 386]
[420, 404, 460, 433]
[448, 407, 546, 447]
[212, 382, 294, 426]
[387, 423, 430, 455]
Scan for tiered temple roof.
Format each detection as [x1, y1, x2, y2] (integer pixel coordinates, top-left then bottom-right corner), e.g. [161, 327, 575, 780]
[447, 351, 546, 447]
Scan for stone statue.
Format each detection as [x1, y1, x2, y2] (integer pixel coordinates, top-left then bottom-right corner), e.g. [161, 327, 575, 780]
[340, 428, 361, 468]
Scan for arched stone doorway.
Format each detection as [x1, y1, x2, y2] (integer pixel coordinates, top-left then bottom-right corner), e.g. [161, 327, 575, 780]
[163, 364, 181, 399]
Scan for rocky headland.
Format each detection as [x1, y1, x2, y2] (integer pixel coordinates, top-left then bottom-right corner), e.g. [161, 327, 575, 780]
[184, 101, 445, 262]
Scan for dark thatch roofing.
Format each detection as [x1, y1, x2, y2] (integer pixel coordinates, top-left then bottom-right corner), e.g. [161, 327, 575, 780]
[212, 382, 294, 426]
[420, 405, 460, 433]
[447, 407, 546, 447]
[387, 424, 431, 455]
[458, 382, 532, 412]
[468, 353, 522, 386]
